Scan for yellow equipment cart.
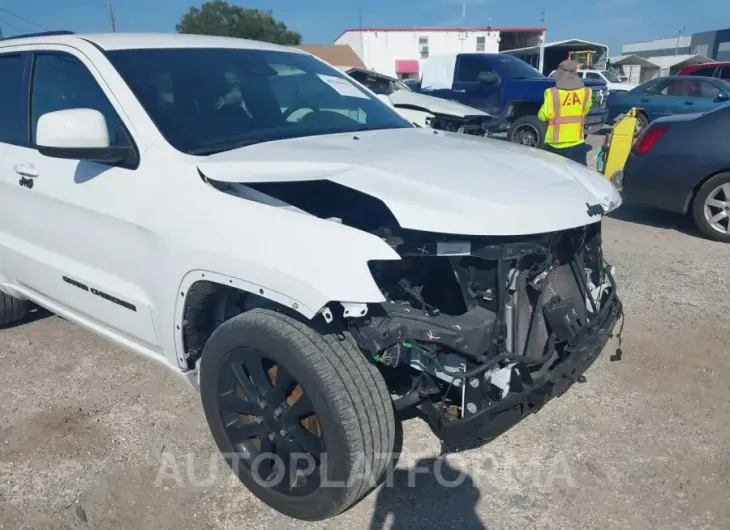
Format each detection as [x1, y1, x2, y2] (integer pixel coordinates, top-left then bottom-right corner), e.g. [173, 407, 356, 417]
[595, 107, 643, 185]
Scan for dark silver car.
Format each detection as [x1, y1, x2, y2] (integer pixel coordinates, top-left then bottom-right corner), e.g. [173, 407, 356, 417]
[618, 104, 730, 242]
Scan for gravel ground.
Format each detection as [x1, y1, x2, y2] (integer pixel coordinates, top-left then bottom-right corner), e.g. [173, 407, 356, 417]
[2, 136, 729, 529]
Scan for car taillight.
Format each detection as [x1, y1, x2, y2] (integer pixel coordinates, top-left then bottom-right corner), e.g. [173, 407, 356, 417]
[632, 124, 669, 155]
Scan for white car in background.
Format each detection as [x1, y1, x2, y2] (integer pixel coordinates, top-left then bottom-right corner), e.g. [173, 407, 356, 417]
[549, 68, 637, 93]
[342, 66, 493, 134]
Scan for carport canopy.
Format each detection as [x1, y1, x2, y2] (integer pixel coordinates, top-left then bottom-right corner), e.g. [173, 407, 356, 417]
[609, 54, 659, 68]
[646, 54, 715, 70]
[501, 38, 609, 73]
[611, 53, 714, 70]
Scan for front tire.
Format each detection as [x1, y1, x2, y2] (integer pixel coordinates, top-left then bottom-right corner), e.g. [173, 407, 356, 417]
[508, 115, 546, 148]
[692, 172, 730, 243]
[198, 308, 395, 521]
[0, 292, 29, 326]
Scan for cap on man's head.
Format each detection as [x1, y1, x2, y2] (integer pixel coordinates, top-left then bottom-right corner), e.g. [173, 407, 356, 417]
[558, 59, 580, 72]
[554, 59, 584, 90]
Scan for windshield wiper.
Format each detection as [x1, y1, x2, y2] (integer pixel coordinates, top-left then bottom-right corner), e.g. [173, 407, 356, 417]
[189, 139, 266, 156]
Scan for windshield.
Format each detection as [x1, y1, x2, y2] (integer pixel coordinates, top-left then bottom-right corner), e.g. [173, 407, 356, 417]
[601, 70, 621, 83]
[495, 55, 545, 79]
[394, 80, 411, 92]
[347, 70, 412, 96]
[106, 48, 412, 155]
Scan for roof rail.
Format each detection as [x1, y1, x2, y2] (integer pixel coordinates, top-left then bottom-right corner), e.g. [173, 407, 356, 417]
[0, 30, 76, 41]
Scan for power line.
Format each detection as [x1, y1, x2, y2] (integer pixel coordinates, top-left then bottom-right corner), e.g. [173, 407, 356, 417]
[0, 7, 48, 32]
[0, 14, 30, 39]
[0, 15, 27, 33]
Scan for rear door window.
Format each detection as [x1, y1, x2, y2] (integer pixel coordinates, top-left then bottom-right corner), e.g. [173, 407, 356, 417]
[456, 56, 495, 83]
[719, 66, 730, 80]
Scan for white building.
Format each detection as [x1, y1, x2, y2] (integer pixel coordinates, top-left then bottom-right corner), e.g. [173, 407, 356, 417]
[334, 26, 545, 79]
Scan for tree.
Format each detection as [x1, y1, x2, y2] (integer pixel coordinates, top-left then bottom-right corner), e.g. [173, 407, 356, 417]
[176, 0, 302, 45]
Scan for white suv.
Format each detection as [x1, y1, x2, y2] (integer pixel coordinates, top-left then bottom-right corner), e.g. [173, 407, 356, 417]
[0, 31, 623, 521]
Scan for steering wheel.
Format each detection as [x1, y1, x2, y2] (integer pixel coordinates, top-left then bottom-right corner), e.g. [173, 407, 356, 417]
[281, 101, 320, 121]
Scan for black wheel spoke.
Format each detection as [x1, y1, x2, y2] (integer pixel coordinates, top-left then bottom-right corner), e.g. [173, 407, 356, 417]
[231, 363, 260, 402]
[267, 366, 296, 405]
[219, 391, 259, 415]
[244, 354, 273, 395]
[283, 393, 315, 425]
[274, 438, 316, 491]
[253, 436, 277, 483]
[289, 424, 324, 456]
[226, 420, 267, 442]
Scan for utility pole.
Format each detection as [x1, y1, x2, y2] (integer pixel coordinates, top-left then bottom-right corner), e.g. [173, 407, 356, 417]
[108, 0, 117, 32]
[538, 8, 546, 74]
[675, 26, 686, 55]
[358, 8, 365, 69]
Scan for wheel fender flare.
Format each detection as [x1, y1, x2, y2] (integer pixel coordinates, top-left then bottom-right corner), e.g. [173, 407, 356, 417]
[507, 101, 542, 121]
[172, 269, 318, 368]
[684, 168, 730, 214]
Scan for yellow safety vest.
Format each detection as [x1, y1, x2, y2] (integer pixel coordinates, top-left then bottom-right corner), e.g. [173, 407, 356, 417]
[539, 87, 592, 148]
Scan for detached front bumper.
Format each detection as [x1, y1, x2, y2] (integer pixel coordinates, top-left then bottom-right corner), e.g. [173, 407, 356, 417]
[425, 292, 622, 445]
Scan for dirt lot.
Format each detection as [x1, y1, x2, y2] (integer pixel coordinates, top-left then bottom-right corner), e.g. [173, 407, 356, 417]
[2, 136, 729, 529]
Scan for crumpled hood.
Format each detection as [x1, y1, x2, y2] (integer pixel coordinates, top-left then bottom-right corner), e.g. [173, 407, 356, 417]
[388, 89, 489, 118]
[197, 128, 621, 236]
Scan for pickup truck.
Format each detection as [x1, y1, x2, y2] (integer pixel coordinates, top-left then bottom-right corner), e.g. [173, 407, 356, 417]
[408, 53, 610, 147]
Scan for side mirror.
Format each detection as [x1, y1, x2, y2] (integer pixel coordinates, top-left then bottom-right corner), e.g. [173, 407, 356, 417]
[36, 108, 131, 164]
[716, 92, 729, 102]
[478, 71, 499, 85]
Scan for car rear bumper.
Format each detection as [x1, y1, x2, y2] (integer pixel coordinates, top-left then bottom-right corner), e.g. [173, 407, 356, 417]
[622, 154, 696, 213]
[426, 291, 622, 445]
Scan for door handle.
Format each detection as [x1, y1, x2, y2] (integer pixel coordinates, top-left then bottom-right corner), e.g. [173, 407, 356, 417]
[13, 164, 39, 178]
[684, 101, 694, 105]
[452, 89, 466, 93]
[640, 98, 649, 102]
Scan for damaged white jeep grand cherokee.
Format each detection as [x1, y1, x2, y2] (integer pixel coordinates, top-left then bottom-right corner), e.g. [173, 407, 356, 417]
[0, 32, 623, 520]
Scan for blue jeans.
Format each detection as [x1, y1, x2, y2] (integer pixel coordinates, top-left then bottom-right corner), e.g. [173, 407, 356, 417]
[544, 143, 589, 166]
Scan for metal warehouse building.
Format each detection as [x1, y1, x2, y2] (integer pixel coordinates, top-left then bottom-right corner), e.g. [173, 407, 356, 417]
[609, 28, 730, 84]
[620, 27, 730, 61]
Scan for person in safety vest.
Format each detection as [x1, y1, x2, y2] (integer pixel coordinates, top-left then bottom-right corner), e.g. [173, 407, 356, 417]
[538, 59, 593, 165]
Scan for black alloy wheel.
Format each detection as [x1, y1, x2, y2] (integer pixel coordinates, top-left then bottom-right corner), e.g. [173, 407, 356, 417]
[199, 308, 395, 521]
[216, 347, 325, 496]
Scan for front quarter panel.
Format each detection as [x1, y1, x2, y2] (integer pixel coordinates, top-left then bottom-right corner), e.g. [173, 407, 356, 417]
[151, 173, 401, 366]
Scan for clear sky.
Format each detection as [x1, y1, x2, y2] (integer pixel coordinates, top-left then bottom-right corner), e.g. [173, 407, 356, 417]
[0, 0, 727, 58]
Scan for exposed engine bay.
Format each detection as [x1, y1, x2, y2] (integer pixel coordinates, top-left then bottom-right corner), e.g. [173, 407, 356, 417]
[423, 113, 491, 136]
[353, 222, 621, 440]
[209, 178, 624, 443]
